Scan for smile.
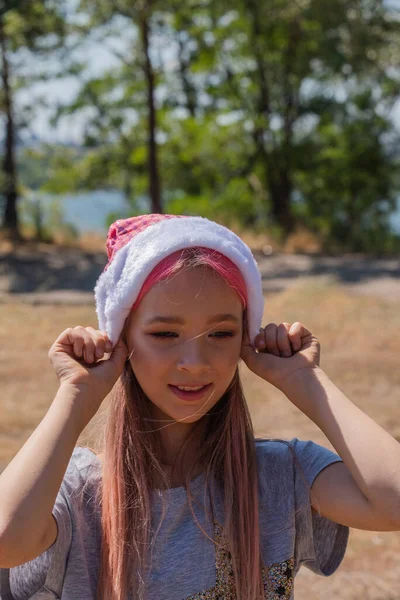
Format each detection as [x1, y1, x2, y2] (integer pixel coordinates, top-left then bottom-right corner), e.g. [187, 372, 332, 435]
[176, 385, 205, 391]
[168, 383, 213, 401]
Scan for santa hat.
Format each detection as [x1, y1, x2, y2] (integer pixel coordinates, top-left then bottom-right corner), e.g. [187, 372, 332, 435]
[94, 214, 264, 347]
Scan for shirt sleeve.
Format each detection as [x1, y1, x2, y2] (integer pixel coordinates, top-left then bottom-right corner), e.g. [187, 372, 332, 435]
[290, 438, 349, 577]
[0, 447, 94, 600]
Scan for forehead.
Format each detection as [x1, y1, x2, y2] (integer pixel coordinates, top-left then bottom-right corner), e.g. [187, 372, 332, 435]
[135, 267, 242, 319]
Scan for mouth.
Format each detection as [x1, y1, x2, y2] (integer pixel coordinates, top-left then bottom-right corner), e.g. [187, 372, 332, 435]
[168, 383, 213, 402]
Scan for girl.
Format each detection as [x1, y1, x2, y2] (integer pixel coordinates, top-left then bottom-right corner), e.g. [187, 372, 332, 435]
[0, 213, 399, 600]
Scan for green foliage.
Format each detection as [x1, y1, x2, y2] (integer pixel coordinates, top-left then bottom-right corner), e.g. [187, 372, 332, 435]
[1, 0, 66, 52]
[19, 192, 79, 243]
[40, 147, 85, 194]
[12, 0, 400, 253]
[294, 92, 398, 252]
[166, 178, 260, 226]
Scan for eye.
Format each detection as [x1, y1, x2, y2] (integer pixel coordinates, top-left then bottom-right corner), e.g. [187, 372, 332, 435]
[149, 331, 234, 339]
[210, 331, 235, 338]
[150, 332, 178, 338]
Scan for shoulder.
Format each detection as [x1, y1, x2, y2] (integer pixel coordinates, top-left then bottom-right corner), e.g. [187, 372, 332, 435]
[255, 437, 296, 464]
[254, 437, 342, 486]
[255, 437, 338, 463]
[255, 437, 343, 493]
[254, 438, 296, 493]
[252, 439, 298, 512]
[69, 446, 101, 471]
[61, 446, 102, 494]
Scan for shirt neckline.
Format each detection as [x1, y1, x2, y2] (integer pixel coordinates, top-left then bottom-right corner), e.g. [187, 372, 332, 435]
[152, 471, 206, 499]
[87, 448, 206, 500]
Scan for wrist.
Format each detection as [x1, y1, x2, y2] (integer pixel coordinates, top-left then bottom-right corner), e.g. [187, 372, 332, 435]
[54, 383, 101, 428]
[279, 365, 327, 404]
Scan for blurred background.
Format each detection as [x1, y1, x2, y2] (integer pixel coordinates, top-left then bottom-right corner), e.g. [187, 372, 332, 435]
[0, 0, 400, 251]
[0, 1, 400, 598]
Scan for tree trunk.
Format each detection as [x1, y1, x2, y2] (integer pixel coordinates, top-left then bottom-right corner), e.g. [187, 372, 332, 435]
[246, 0, 297, 238]
[267, 162, 295, 236]
[140, 10, 162, 214]
[177, 31, 196, 118]
[0, 19, 20, 240]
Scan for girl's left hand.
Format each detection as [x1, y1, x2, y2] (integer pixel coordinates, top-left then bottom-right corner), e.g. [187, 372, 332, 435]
[240, 322, 321, 392]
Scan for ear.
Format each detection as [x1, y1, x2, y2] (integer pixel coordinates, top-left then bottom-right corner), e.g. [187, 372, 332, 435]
[122, 312, 132, 345]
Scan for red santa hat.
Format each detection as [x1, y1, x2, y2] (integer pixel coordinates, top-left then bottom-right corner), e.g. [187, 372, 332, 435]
[94, 214, 264, 347]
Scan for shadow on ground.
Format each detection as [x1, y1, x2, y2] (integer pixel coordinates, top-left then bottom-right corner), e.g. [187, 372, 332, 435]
[0, 246, 106, 295]
[0, 244, 399, 300]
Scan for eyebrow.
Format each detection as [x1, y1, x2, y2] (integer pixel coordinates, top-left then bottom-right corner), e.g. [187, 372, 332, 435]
[145, 313, 240, 326]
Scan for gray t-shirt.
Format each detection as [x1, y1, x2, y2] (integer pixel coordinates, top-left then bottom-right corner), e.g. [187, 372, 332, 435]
[0, 438, 349, 599]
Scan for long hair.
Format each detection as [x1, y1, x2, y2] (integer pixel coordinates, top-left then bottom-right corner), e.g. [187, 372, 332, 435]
[95, 247, 265, 600]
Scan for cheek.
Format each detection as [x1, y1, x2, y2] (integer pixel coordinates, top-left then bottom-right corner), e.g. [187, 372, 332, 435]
[132, 335, 169, 361]
[222, 336, 242, 361]
[211, 346, 241, 380]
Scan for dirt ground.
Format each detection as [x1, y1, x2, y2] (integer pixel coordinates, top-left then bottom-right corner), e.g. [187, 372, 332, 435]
[1, 242, 400, 302]
[0, 243, 399, 599]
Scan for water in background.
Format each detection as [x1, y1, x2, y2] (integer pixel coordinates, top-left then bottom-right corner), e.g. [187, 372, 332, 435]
[391, 198, 400, 233]
[20, 190, 400, 235]
[57, 190, 130, 232]
[21, 190, 138, 234]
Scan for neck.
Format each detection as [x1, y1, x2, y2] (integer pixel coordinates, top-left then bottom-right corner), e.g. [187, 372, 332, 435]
[162, 420, 196, 459]
[154, 411, 205, 486]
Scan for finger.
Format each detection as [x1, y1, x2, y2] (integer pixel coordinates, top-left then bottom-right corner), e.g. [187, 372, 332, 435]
[104, 335, 113, 352]
[240, 323, 257, 361]
[53, 327, 109, 363]
[64, 327, 93, 362]
[109, 334, 129, 369]
[96, 330, 113, 353]
[288, 322, 303, 351]
[85, 327, 111, 359]
[277, 323, 293, 357]
[70, 327, 96, 363]
[83, 339, 96, 363]
[254, 328, 266, 350]
[289, 322, 312, 337]
[264, 324, 280, 357]
[288, 322, 312, 351]
[72, 337, 84, 358]
[240, 324, 280, 377]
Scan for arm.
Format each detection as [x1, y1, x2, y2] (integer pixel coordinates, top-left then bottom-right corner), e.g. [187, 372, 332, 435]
[0, 384, 92, 568]
[282, 367, 400, 531]
[241, 320, 400, 532]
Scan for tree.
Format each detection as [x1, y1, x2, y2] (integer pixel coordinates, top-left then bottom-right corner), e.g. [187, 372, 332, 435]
[192, 0, 400, 238]
[43, 0, 399, 251]
[65, 0, 164, 213]
[0, 0, 66, 240]
[295, 90, 399, 252]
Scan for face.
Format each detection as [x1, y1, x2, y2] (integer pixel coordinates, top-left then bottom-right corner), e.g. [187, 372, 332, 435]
[124, 266, 244, 427]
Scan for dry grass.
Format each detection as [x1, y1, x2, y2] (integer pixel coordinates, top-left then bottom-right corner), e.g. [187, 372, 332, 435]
[0, 223, 324, 256]
[0, 230, 107, 255]
[0, 279, 399, 598]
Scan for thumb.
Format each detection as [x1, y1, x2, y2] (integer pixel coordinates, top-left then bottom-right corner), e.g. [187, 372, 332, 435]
[240, 326, 274, 377]
[240, 326, 260, 365]
[109, 335, 129, 371]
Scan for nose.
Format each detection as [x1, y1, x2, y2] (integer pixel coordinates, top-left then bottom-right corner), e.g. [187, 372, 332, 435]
[176, 336, 210, 374]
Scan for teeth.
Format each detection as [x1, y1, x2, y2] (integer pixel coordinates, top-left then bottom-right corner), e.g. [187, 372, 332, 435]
[176, 385, 205, 391]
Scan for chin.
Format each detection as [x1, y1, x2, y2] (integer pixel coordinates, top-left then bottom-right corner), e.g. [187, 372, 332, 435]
[167, 411, 207, 425]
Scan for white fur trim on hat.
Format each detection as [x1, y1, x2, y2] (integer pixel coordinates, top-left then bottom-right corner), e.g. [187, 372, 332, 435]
[94, 216, 264, 347]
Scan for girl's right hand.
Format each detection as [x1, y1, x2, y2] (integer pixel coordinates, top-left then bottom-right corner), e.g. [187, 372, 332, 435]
[48, 326, 129, 404]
